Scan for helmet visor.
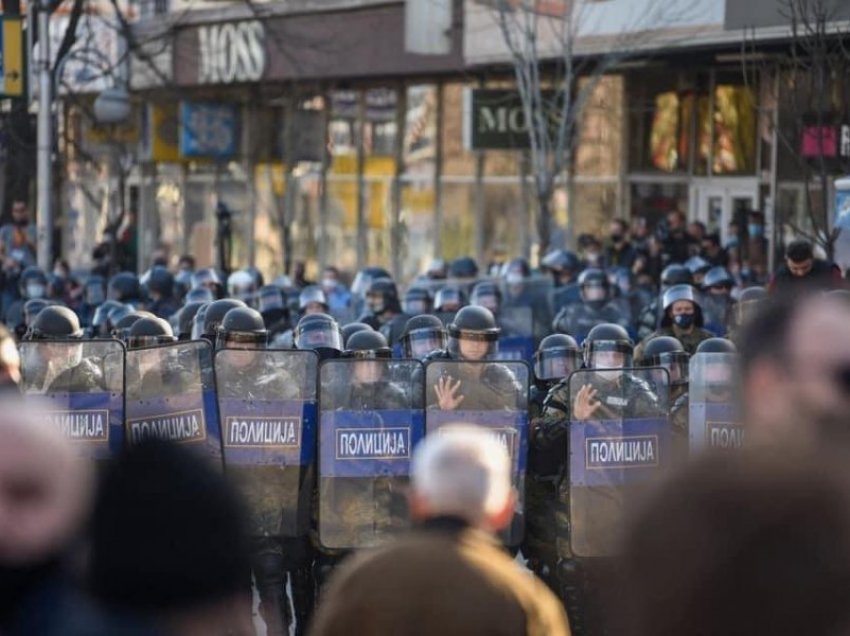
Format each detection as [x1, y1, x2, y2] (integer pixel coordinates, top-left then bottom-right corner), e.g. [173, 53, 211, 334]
[295, 324, 343, 351]
[128, 334, 176, 350]
[216, 331, 268, 351]
[402, 328, 447, 360]
[650, 351, 689, 385]
[402, 298, 430, 315]
[447, 330, 499, 361]
[586, 340, 633, 370]
[534, 348, 581, 381]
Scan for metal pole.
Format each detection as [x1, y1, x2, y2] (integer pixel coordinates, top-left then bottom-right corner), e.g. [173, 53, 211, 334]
[36, 0, 53, 270]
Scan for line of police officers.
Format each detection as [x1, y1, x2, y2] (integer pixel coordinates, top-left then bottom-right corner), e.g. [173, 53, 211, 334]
[11, 259, 754, 636]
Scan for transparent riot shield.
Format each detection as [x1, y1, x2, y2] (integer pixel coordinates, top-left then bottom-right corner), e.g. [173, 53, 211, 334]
[569, 367, 670, 557]
[497, 306, 534, 364]
[125, 340, 223, 465]
[19, 339, 125, 460]
[318, 359, 425, 550]
[500, 275, 554, 343]
[689, 352, 743, 454]
[215, 349, 319, 538]
[424, 360, 530, 546]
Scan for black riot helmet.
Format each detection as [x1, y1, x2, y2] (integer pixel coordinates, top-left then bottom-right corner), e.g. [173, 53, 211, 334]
[128, 317, 176, 350]
[84, 275, 107, 307]
[176, 302, 205, 340]
[541, 249, 582, 278]
[92, 300, 125, 334]
[19, 266, 48, 300]
[533, 333, 582, 382]
[112, 312, 145, 341]
[299, 285, 329, 314]
[145, 267, 175, 299]
[584, 323, 634, 370]
[736, 286, 767, 325]
[696, 337, 737, 355]
[578, 268, 610, 305]
[185, 286, 215, 304]
[257, 285, 285, 313]
[108, 272, 142, 303]
[351, 267, 392, 298]
[661, 284, 704, 328]
[660, 264, 694, 289]
[401, 314, 447, 360]
[25, 306, 83, 340]
[402, 287, 433, 315]
[294, 313, 343, 355]
[191, 268, 223, 298]
[639, 335, 689, 386]
[366, 278, 400, 315]
[202, 299, 247, 340]
[447, 305, 500, 361]
[685, 256, 712, 279]
[470, 280, 502, 314]
[703, 266, 735, 291]
[191, 303, 211, 341]
[448, 256, 479, 279]
[341, 322, 374, 347]
[343, 330, 392, 359]
[217, 307, 268, 351]
[434, 285, 467, 312]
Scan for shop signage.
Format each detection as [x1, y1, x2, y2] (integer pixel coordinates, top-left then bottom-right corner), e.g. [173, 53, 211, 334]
[180, 102, 239, 159]
[463, 88, 558, 150]
[198, 20, 266, 84]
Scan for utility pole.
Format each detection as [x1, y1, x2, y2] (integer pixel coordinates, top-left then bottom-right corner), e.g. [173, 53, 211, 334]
[35, 0, 53, 270]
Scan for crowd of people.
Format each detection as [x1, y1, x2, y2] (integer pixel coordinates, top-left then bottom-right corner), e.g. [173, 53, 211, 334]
[2, 199, 850, 635]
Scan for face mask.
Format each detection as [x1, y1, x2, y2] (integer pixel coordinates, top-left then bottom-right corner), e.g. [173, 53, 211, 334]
[748, 224, 763, 237]
[27, 284, 45, 299]
[610, 233, 624, 243]
[584, 286, 606, 302]
[596, 369, 622, 382]
[585, 252, 601, 265]
[673, 313, 694, 329]
[506, 272, 523, 285]
[322, 277, 337, 290]
[13, 217, 28, 227]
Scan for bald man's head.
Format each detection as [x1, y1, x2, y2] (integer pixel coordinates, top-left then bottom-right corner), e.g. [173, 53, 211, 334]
[0, 399, 92, 565]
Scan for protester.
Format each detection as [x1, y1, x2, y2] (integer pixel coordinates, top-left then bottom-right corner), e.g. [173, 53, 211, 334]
[89, 439, 254, 636]
[617, 448, 850, 636]
[309, 426, 569, 636]
[768, 239, 843, 294]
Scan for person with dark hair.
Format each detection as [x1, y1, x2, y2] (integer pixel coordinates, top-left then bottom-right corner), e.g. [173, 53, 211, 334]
[660, 210, 693, 265]
[617, 448, 850, 636]
[737, 292, 850, 447]
[767, 239, 842, 295]
[605, 219, 637, 270]
[90, 438, 253, 635]
[700, 232, 729, 268]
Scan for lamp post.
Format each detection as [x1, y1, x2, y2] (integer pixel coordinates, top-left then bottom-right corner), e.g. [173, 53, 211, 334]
[35, 0, 52, 271]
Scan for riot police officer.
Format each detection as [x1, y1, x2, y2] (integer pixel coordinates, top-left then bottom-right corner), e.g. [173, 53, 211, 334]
[635, 284, 714, 360]
[90, 299, 125, 338]
[5, 266, 48, 332]
[22, 306, 106, 394]
[174, 302, 205, 341]
[227, 269, 258, 306]
[191, 267, 224, 299]
[638, 336, 689, 445]
[524, 334, 582, 593]
[636, 263, 694, 339]
[552, 268, 631, 342]
[433, 284, 466, 325]
[200, 298, 248, 344]
[127, 316, 177, 350]
[360, 279, 410, 346]
[732, 285, 767, 336]
[400, 315, 447, 361]
[144, 267, 180, 320]
[702, 266, 736, 334]
[402, 286, 433, 316]
[108, 271, 144, 307]
[299, 286, 330, 317]
[216, 306, 312, 636]
[258, 285, 291, 338]
[294, 313, 343, 361]
[78, 274, 107, 328]
[541, 249, 583, 311]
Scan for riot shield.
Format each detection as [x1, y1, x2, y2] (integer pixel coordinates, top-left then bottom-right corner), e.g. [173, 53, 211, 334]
[215, 349, 319, 538]
[497, 306, 534, 364]
[569, 367, 670, 557]
[424, 360, 530, 546]
[19, 339, 125, 460]
[318, 359, 425, 550]
[688, 352, 743, 453]
[500, 275, 553, 343]
[125, 340, 223, 465]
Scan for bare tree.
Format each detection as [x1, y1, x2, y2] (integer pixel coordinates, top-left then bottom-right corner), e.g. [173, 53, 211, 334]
[491, 0, 703, 254]
[742, 0, 850, 259]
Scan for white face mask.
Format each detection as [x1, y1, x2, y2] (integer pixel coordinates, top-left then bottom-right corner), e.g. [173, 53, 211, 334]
[322, 277, 337, 290]
[27, 284, 46, 299]
[595, 369, 622, 382]
[584, 286, 606, 302]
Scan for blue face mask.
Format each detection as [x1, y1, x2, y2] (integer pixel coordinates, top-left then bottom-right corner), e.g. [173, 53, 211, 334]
[673, 313, 694, 329]
[748, 224, 763, 237]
